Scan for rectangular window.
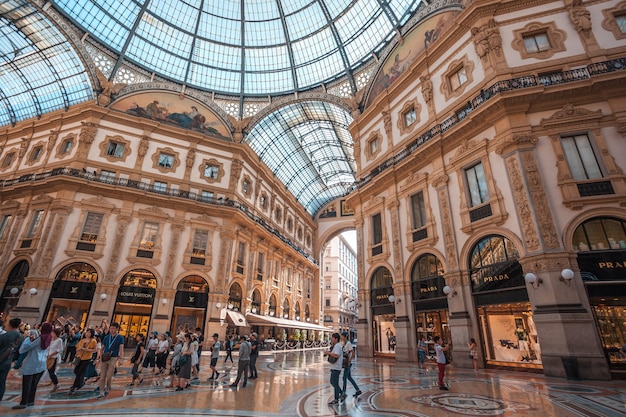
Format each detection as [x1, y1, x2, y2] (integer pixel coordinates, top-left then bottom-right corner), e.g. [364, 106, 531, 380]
[192, 230, 209, 257]
[61, 139, 73, 154]
[106, 142, 125, 158]
[25, 210, 44, 238]
[465, 162, 490, 207]
[450, 67, 468, 90]
[80, 212, 103, 242]
[523, 33, 551, 53]
[99, 170, 115, 183]
[561, 134, 603, 180]
[273, 260, 280, 285]
[243, 180, 250, 194]
[2, 152, 15, 168]
[369, 137, 379, 154]
[31, 146, 43, 161]
[0, 214, 12, 240]
[139, 221, 159, 250]
[372, 213, 383, 245]
[325, 299, 330, 307]
[236, 241, 246, 274]
[404, 108, 416, 127]
[201, 190, 214, 201]
[153, 181, 167, 193]
[158, 153, 174, 168]
[204, 164, 219, 179]
[410, 191, 427, 229]
[617, 14, 626, 33]
[257, 252, 264, 280]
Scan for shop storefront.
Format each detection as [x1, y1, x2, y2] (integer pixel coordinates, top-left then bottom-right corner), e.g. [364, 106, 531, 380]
[470, 235, 541, 369]
[112, 269, 156, 348]
[171, 275, 209, 335]
[574, 216, 626, 373]
[370, 266, 396, 356]
[44, 262, 97, 329]
[411, 254, 449, 359]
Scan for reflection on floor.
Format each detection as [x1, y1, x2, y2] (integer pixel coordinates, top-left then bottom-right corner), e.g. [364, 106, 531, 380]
[1, 350, 625, 416]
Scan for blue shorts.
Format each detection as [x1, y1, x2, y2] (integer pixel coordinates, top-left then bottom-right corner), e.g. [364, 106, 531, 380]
[418, 350, 426, 364]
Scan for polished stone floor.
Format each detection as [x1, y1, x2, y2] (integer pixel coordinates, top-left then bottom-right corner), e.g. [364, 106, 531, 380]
[1, 350, 625, 416]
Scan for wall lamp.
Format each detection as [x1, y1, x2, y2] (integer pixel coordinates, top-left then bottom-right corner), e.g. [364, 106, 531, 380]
[29, 288, 37, 297]
[524, 272, 543, 289]
[215, 302, 222, 309]
[388, 294, 401, 304]
[560, 268, 575, 286]
[100, 293, 107, 302]
[161, 298, 168, 305]
[442, 286, 457, 297]
[10, 287, 19, 296]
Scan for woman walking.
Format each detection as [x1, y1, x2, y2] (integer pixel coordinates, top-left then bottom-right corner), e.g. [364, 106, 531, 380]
[12, 323, 51, 410]
[69, 329, 97, 394]
[176, 333, 193, 391]
[468, 338, 478, 370]
[46, 327, 63, 392]
[128, 333, 145, 386]
[156, 333, 169, 375]
[323, 332, 343, 405]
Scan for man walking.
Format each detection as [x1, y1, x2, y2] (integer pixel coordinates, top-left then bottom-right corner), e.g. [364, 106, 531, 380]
[97, 322, 124, 399]
[0, 318, 23, 401]
[434, 336, 448, 390]
[340, 332, 361, 399]
[248, 332, 259, 379]
[230, 335, 250, 388]
[208, 333, 220, 380]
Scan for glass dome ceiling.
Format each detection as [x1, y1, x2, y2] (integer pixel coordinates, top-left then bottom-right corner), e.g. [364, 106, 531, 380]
[52, 0, 421, 97]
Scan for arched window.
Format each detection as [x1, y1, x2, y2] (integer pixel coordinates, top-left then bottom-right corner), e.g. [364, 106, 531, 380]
[269, 293, 278, 316]
[251, 289, 262, 314]
[121, 269, 157, 288]
[228, 282, 242, 311]
[283, 299, 290, 319]
[370, 266, 394, 307]
[295, 302, 301, 320]
[411, 254, 444, 281]
[56, 263, 98, 283]
[0, 260, 29, 312]
[371, 267, 393, 289]
[572, 217, 626, 251]
[176, 275, 209, 293]
[469, 235, 523, 292]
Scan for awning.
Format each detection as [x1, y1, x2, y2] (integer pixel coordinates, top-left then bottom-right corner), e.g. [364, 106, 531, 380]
[225, 310, 249, 327]
[245, 313, 330, 331]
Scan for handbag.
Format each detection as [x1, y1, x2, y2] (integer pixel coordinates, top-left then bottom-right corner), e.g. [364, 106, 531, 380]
[101, 352, 112, 362]
[327, 354, 338, 364]
[46, 356, 57, 370]
[178, 355, 188, 366]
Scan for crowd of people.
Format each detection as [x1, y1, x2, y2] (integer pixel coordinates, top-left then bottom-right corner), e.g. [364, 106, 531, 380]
[0, 317, 263, 409]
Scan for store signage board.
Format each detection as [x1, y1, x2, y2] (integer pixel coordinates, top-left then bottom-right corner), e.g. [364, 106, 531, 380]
[117, 285, 155, 304]
[51, 280, 96, 299]
[578, 251, 626, 281]
[471, 262, 524, 293]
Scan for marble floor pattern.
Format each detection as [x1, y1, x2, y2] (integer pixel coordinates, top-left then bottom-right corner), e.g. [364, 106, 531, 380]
[1, 351, 625, 417]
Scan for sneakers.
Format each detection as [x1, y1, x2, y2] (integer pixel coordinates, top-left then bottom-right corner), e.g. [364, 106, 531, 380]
[341, 393, 347, 401]
[50, 384, 59, 393]
[439, 386, 449, 390]
[176, 386, 184, 391]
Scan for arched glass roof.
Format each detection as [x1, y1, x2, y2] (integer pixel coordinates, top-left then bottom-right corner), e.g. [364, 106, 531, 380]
[0, 0, 94, 126]
[51, 0, 421, 97]
[245, 101, 355, 215]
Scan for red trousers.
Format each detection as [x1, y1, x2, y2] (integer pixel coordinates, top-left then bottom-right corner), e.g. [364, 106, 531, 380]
[437, 363, 446, 387]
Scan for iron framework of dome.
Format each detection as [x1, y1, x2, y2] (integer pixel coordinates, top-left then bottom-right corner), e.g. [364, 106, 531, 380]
[52, 0, 421, 98]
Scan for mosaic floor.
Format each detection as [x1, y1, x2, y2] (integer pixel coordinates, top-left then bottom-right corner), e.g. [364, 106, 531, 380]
[1, 351, 625, 416]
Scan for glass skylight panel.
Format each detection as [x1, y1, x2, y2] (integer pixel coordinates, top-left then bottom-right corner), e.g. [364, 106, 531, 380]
[323, 0, 352, 19]
[244, 70, 293, 95]
[196, 41, 241, 71]
[245, 20, 286, 47]
[292, 28, 336, 65]
[189, 65, 239, 92]
[281, 0, 316, 15]
[296, 52, 343, 87]
[206, 0, 240, 19]
[284, 3, 325, 40]
[198, 13, 240, 44]
[245, 0, 281, 21]
[136, 20, 192, 58]
[127, 39, 186, 79]
[147, 0, 199, 33]
[245, 46, 290, 71]
[343, 14, 392, 62]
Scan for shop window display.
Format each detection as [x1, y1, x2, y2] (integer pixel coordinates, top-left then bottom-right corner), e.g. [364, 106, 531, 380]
[591, 300, 626, 371]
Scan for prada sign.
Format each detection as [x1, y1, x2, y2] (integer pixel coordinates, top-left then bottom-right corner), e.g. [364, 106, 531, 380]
[174, 290, 208, 308]
[412, 276, 445, 300]
[471, 261, 524, 293]
[50, 280, 95, 300]
[578, 251, 626, 282]
[116, 285, 155, 304]
[371, 287, 394, 307]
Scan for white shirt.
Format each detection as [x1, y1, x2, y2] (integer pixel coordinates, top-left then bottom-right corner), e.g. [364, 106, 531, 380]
[330, 342, 344, 371]
[435, 343, 446, 364]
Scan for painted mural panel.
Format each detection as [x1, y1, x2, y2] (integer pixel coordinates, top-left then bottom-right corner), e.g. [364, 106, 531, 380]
[366, 11, 459, 106]
[111, 92, 231, 141]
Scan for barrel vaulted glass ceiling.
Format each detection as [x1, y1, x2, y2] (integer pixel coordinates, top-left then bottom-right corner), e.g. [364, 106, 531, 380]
[246, 101, 355, 215]
[0, 0, 93, 127]
[52, 0, 421, 97]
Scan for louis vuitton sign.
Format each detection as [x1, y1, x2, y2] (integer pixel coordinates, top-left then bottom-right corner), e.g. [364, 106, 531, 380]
[116, 285, 155, 304]
[174, 290, 208, 308]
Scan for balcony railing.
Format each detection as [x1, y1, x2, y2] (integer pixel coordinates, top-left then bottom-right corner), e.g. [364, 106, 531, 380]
[0, 167, 317, 266]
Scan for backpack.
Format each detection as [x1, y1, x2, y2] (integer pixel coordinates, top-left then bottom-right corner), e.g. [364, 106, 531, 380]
[0, 333, 22, 363]
[342, 350, 350, 368]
